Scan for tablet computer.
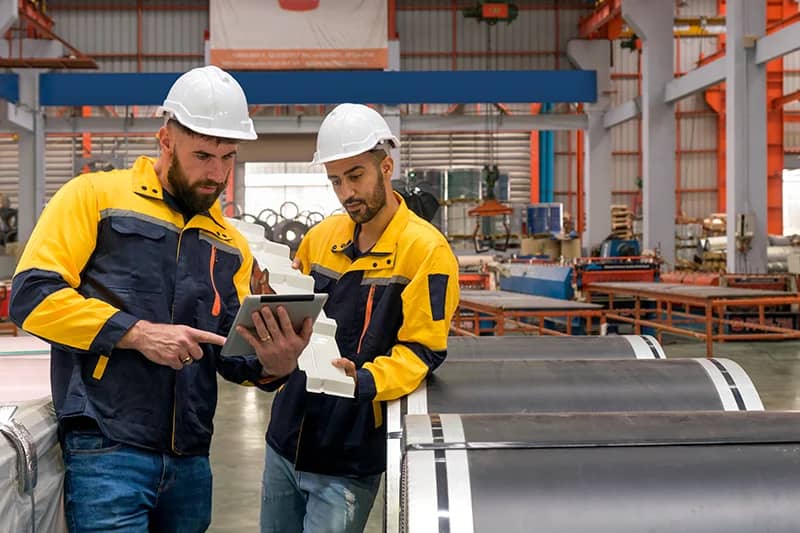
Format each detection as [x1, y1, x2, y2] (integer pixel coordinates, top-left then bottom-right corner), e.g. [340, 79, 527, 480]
[220, 293, 328, 357]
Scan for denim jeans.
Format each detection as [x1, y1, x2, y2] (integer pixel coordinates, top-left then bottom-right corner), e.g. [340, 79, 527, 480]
[260, 445, 381, 533]
[62, 430, 212, 533]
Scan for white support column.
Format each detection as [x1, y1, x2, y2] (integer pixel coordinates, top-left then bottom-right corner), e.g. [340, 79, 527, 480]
[623, 0, 676, 266]
[567, 39, 611, 250]
[385, 39, 401, 180]
[15, 70, 45, 244]
[233, 160, 246, 216]
[726, 0, 767, 273]
[0, 0, 17, 35]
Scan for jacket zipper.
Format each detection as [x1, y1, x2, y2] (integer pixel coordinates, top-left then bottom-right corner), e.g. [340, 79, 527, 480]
[170, 230, 184, 454]
[209, 246, 221, 317]
[357, 283, 376, 354]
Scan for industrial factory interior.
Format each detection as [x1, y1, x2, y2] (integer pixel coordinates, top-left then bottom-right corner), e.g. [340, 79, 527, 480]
[4, 0, 800, 532]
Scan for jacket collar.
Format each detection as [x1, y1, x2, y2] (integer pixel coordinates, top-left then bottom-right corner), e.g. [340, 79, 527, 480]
[132, 156, 226, 229]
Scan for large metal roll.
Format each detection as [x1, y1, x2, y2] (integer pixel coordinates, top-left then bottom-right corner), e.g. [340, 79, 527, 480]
[394, 358, 762, 420]
[385, 358, 763, 533]
[447, 334, 666, 360]
[402, 411, 800, 533]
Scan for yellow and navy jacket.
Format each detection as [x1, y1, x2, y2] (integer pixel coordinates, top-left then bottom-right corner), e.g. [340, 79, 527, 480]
[268, 193, 459, 476]
[10, 156, 264, 456]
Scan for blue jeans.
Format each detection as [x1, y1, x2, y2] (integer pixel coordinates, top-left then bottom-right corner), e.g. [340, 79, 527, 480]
[260, 445, 381, 533]
[62, 430, 212, 533]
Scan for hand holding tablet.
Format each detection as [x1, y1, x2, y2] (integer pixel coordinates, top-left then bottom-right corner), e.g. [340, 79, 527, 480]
[221, 294, 328, 357]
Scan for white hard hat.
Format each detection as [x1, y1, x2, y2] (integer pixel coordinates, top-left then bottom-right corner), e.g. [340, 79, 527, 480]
[158, 65, 257, 141]
[311, 103, 400, 165]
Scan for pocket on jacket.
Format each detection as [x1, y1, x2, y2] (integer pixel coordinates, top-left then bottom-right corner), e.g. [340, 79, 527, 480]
[102, 216, 169, 293]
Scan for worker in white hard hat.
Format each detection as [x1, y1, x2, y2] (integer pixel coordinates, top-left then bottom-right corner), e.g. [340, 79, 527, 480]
[257, 103, 460, 532]
[10, 65, 311, 532]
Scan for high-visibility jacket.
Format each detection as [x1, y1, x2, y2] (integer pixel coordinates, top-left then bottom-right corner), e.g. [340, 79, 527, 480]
[11, 156, 264, 455]
[268, 194, 460, 476]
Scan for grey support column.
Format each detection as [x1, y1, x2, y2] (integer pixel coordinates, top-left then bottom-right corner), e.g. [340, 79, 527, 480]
[15, 70, 46, 244]
[567, 39, 611, 250]
[726, 0, 767, 273]
[233, 160, 246, 215]
[623, 1, 676, 266]
[385, 39, 401, 180]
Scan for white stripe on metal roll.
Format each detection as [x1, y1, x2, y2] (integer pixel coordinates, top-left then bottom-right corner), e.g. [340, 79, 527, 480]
[387, 396, 402, 435]
[440, 414, 475, 533]
[695, 359, 740, 411]
[640, 335, 667, 359]
[712, 358, 765, 411]
[407, 451, 439, 533]
[385, 436, 402, 533]
[405, 413, 434, 444]
[386, 382, 428, 533]
[385, 397, 403, 533]
[622, 335, 662, 359]
[407, 379, 428, 415]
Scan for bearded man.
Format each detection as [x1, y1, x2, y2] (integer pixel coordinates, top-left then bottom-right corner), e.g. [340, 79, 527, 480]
[10, 66, 311, 533]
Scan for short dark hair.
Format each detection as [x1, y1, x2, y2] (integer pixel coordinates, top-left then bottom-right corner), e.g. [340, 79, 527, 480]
[369, 148, 388, 165]
[167, 118, 238, 145]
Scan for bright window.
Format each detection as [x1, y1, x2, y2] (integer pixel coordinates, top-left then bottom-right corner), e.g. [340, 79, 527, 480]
[244, 162, 342, 226]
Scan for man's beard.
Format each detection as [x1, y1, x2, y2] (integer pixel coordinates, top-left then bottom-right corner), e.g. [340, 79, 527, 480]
[167, 153, 226, 215]
[343, 175, 387, 224]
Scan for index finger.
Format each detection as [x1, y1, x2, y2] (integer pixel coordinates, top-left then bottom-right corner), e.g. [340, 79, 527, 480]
[190, 328, 227, 346]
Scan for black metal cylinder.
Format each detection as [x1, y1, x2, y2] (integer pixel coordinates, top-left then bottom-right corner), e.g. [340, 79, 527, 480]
[385, 358, 763, 533]
[402, 411, 800, 533]
[446, 334, 666, 360]
[395, 358, 762, 419]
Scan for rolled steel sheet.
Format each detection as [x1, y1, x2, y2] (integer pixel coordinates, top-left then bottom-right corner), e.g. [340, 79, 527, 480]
[446, 334, 666, 361]
[394, 358, 762, 420]
[0, 399, 66, 533]
[402, 411, 800, 533]
[385, 358, 763, 533]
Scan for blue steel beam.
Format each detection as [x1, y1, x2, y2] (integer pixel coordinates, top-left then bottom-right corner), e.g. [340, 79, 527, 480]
[0, 74, 19, 103]
[38, 70, 597, 106]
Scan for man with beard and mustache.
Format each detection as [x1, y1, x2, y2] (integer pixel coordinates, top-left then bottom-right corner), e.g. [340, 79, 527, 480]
[10, 66, 311, 532]
[257, 103, 460, 533]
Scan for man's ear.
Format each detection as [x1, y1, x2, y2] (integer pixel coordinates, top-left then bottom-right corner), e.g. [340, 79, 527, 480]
[382, 156, 394, 179]
[157, 126, 172, 155]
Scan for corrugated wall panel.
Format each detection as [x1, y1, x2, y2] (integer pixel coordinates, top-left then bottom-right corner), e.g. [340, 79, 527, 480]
[49, 1, 207, 73]
[675, 37, 719, 218]
[44, 135, 158, 200]
[401, 133, 530, 203]
[0, 138, 19, 207]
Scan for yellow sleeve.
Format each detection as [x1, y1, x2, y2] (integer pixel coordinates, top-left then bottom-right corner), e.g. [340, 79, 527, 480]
[359, 243, 460, 402]
[10, 176, 138, 353]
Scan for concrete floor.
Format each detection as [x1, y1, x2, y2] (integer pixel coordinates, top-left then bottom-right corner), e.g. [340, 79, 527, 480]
[207, 337, 800, 532]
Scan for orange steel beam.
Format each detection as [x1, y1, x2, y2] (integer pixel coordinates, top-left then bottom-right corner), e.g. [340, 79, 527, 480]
[81, 105, 91, 174]
[578, 0, 622, 39]
[529, 103, 542, 205]
[772, 88, 800, 109]
[576, 114, 585, 234]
